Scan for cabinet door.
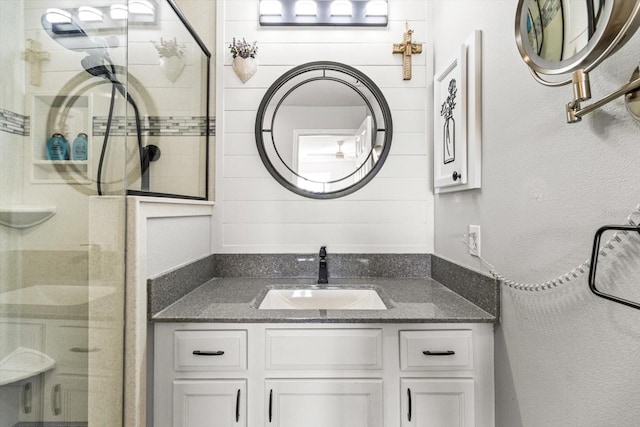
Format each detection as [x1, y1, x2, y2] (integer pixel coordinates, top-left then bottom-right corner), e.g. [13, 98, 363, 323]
[265, 379, 383, 427]
[43, 374, 88, 422]
[401, 379, 474, 427]
[173, 380, 246, 427]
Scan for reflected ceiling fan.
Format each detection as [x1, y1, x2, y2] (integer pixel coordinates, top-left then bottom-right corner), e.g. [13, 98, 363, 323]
[308, 140, 355, 160]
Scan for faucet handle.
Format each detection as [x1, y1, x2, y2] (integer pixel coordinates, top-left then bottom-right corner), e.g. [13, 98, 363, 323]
[319, 246, 327, 258]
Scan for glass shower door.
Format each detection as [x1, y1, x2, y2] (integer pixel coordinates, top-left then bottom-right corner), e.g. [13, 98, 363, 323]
[0, 1, 127, 425]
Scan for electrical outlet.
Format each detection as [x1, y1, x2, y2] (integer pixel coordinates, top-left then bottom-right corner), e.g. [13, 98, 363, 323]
[468, 225, 481, 257]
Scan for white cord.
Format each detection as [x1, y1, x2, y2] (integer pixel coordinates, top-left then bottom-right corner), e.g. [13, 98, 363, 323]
[460, 204, 640, 292]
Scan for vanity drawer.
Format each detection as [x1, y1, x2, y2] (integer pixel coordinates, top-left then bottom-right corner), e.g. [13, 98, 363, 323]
[265, 328, 383, 370]
[400, 330, 473, 371]
[174, 330, 247, 372]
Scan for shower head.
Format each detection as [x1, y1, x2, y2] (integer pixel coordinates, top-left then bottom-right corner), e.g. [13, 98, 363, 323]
[40, 11, 118, 60]
[80, 55, 112, 79]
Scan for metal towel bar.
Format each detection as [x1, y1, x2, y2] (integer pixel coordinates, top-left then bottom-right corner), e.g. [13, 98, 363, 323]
[588, 225, 640, 311]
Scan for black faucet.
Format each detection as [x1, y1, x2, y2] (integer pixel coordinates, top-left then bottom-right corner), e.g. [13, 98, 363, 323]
[318, 246, 328, 284]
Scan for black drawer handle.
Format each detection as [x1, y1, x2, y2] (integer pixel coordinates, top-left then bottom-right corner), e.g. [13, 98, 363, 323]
[192, 350, 225, 356]
[423, 350, 455, 356]
[407, 388, 412, 421]
[268, 389, 273, 423]
[70, 347, 101, 353]
[235, 389, 241, 422]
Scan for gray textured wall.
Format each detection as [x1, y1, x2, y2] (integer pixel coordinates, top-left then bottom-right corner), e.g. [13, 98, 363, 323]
[431, 1, 640, 426]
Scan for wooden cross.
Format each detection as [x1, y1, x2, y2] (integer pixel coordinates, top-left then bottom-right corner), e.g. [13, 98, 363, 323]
[393, 23, 423, 80]
[22, 39, 50, 87]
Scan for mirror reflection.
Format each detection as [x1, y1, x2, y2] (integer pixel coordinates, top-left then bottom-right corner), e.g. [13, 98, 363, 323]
[256, 62, 392, 199]
[524, 0, 604, 62]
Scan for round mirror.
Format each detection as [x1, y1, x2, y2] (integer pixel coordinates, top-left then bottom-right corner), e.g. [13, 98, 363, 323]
[515, 0, 640, 77]
[255, 61, 392, 199]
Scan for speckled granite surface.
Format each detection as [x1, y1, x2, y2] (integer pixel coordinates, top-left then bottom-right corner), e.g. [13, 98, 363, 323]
[431, 255, 499, 317]
[147, 254, 215, 316]
[212, 253, 431, 278]
[150, 277, 495, 323]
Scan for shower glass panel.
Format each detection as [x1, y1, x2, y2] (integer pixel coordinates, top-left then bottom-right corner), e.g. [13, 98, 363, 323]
[1, 0, 132, 425]
[126, 0, 211, 199]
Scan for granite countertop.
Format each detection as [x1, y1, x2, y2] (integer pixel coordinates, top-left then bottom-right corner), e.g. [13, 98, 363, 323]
[150, 277, 496, 323]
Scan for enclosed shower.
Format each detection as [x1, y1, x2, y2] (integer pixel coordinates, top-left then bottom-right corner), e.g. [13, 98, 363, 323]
[0, 0, 211, 425]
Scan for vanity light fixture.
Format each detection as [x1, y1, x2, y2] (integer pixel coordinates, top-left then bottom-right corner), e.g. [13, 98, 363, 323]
[259, 0, 387, 26]
[78, 6, 103, 22]
[331, 1, 353, 16]
[45, 1, 157, 34]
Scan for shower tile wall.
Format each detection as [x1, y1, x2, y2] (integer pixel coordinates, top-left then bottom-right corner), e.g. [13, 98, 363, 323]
[127, 0, 210, 197]
[21, 0, 209, 198]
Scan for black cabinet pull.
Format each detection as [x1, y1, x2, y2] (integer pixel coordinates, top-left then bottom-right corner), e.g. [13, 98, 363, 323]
[407, 388, 412, 421]
[268, 389, 273, 423]
[52, 384, 62, 416]
[70, 347, 101, 353]
[192, 350, 224, 356]
[22, 382, 32, 415]
[235, 389, 241, 422]
[423, 350, 455, 356]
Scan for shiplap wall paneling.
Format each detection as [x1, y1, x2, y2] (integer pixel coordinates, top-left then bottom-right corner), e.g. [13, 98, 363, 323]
[216, 0, 432, 253]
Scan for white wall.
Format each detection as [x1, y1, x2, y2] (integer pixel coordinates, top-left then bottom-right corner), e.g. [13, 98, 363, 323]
[147, 215, 212, 277]
[431, 2, 640, 426]
[215, 0, 432, 253]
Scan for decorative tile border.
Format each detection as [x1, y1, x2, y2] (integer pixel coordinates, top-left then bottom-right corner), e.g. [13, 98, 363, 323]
[0, 107, 30, 136]
[0, 110, 216, 138]
[93, 116, 216, 137]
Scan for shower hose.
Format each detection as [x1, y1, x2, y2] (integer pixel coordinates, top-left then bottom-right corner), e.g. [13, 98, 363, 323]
[96, 62, 144, 196]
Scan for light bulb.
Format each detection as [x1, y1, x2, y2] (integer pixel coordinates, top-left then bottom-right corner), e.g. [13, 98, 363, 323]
[295, 0, 317, 16]
[78, 6, 103, 22]
[110, 4, 128, 20]
[260, 0, 282, 16]
[45, 8, 72, 24]
[365, 0, 387, 16]
[130, 0, 155, 15]
[331, 1, 352, 16]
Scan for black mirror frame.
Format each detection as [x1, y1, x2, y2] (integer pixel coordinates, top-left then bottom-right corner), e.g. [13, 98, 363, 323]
[255, 61, 393, 199]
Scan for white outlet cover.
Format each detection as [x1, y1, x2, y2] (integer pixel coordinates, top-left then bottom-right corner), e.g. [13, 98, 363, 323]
[469, 225, 481, 257]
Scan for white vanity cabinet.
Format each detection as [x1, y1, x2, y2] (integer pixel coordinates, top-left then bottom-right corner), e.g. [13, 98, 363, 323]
[153, 323, 494, 427]
[399, 330, 477, 427]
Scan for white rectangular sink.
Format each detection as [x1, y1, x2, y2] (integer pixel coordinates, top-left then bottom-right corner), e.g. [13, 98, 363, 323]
[258, 288, 387, 310]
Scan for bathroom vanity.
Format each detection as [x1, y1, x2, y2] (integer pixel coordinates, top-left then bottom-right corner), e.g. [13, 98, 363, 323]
[151, 278, 496, 427]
